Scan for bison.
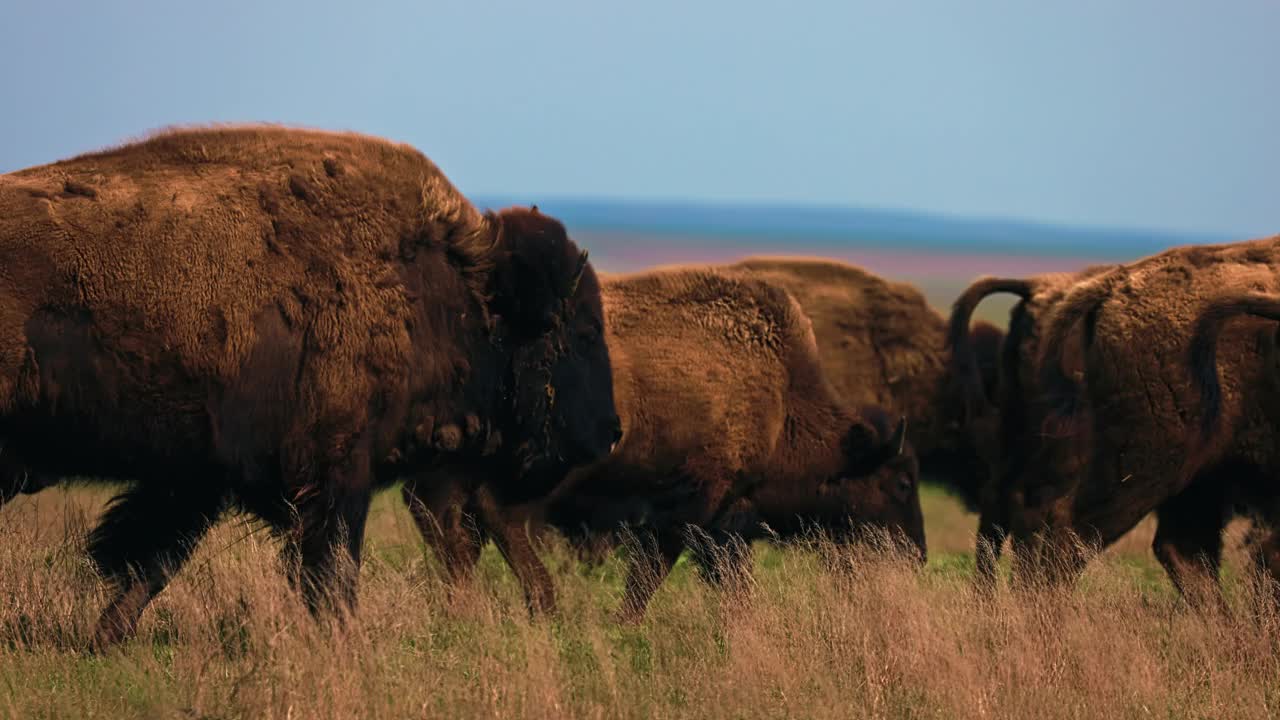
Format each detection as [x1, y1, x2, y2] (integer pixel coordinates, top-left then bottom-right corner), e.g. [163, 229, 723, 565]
[0, 125, 619, 646]
[724, 257, 1004, 513]
[1028, 235, 1280, 601]
[409, 267, 925, 621]
[944, 266, 1116, 585]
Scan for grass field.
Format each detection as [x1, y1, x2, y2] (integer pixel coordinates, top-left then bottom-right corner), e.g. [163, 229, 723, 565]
[2, 482, 1278, 720]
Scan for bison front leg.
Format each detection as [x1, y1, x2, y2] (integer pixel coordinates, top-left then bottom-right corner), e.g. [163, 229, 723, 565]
[617, 529, 686, 623]
[87, 482, 226, 649]
[974, 497, 1009, 592]
[284, 450, 374, 620]
[569, 529, 617, 567]
[690, 532, 754, 598]
[471, 484, 557, 616]
[1152, 477, 1231, 612]
[402, 473, 487, 583]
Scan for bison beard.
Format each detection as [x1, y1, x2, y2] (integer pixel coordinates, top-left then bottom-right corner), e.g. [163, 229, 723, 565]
[509, 339, 560, 475]
[0, 125, 618, 647]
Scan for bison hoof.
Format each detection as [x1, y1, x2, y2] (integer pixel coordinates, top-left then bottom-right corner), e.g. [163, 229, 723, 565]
[88, 622, 131, 654]
[612, 607, 645, 626]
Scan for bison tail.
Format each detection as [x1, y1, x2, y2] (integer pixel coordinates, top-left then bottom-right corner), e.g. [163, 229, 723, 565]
[1188, 293, 1280, 442]
[1035, 275, 1114, 421]
[946, 277, 1033, 418]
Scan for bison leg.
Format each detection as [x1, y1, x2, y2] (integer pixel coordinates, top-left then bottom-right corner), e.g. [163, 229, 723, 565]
[285, 455, 374, 619]
[87, 482, 226, 649]
[1246, 525, 1280, 609]
[471, 484, 557, 616]
[690, 533, 753, 596]
[1151, 478, 1230, 612]
[1008, 492, 1093, 590]
[974, 504, 1008, 592]
[617, 529, 686, 623]
[402, 475, 487, 582]
[569, 528, 617, 566]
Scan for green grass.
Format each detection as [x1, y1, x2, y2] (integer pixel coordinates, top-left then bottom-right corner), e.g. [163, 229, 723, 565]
[3, 483, 1276, 719]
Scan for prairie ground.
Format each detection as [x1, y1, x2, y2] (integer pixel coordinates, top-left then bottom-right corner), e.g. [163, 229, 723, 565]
[2, 483, 1278, 720]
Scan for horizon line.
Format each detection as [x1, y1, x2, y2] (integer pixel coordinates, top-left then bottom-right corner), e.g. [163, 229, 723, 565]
[470, 192, 1256, 245]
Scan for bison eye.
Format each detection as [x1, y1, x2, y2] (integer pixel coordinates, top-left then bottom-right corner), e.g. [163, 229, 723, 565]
[896, 475, 914, 493]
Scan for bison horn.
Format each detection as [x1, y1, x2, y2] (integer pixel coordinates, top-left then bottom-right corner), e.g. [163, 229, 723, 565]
[893, 417, 907, 456]
[568, 250, 589, 297]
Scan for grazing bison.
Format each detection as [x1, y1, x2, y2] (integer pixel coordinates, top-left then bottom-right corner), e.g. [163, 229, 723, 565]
[0, 125, 618, 646]
[545, 268, 923, 620]
[405, 268, 925, 621]
[725, 257, 1004, 510]
[941, 265, 1116, 584]
[1029, 235, 1280, 599]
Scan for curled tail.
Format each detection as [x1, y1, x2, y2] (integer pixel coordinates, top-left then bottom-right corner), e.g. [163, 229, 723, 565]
[1035, 275, 1116, 420]
[946, 278, 1033, 418]
[1188, 293, 1280, 441]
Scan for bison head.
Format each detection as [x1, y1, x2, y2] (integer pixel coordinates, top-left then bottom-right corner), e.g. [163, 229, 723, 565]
[825, 407, 927, 564]
[487, 207, 621, 497]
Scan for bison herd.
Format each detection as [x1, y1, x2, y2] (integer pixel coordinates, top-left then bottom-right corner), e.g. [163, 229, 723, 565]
[1, 126, 1277, 649]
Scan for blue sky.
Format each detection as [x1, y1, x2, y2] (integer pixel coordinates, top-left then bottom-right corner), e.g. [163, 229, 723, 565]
[2, 1, 1276, 237]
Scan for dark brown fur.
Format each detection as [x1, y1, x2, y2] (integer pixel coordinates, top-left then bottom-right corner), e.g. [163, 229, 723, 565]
[1032, 236, 1280, 600]
[0, 125, 619, 646]
[1188, 293, 1280, 441]
[406, 268, 924, 621]
[945, 266, 1116, 584]
[547, 268, 922, 620]
[1182, 292, 1280, 603]
[726, 257, 1002, 512]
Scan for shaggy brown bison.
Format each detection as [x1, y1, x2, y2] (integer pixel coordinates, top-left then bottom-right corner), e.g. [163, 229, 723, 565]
[405, 268, 925, 620]
[1029, 235, 1280, 600]
[0, 125, 619, 646]
[570, 269, 921, 617]
[941, 266, 1115, 584]
[724, 258, 1003, 510]
[545, 268, 922, 619]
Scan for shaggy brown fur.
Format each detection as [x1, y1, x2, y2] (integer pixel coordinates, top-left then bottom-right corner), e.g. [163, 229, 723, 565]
[945, 266, 1117, 584]
[1189, 293, 1280, 440]
[405, 268, 925, 620]
[725, 257, 1003, 512]
[0, 125, 619, 646]
[545, 268, 923, 620]
[1033, 235, 1280, 599]
[1184, 292, 1280, 599]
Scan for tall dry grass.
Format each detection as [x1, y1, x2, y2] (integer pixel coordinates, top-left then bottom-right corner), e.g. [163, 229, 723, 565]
[1, 484, 1278, 720]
